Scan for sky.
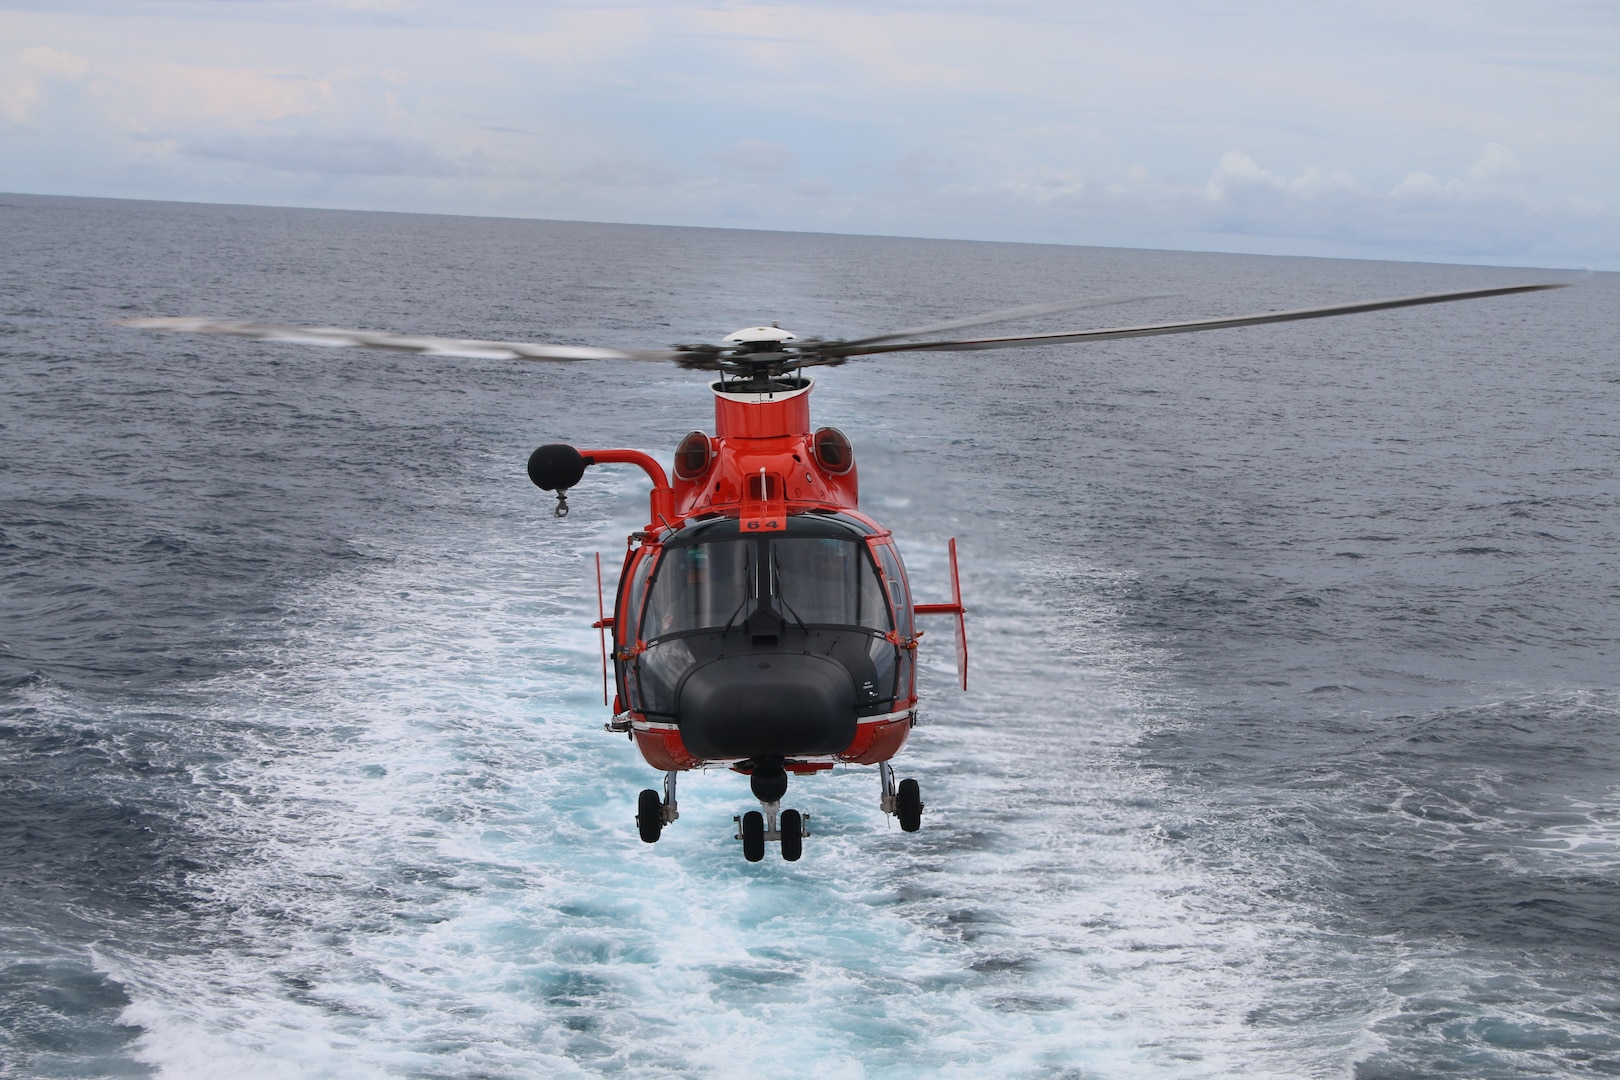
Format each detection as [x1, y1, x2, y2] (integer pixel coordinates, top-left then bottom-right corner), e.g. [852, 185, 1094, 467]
[2, 0, 1616, 268]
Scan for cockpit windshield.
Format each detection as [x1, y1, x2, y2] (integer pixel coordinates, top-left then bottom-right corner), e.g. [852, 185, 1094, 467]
[642, 540, 753, 639]
[773, 538, 889, 630]
[629, 517, 908, 719]
[640, 531, 891, 641]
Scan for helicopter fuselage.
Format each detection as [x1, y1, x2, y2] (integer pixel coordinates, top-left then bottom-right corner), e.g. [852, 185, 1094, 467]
[550, 377, 964, 781]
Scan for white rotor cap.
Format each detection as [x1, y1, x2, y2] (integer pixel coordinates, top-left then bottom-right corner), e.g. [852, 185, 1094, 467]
[723, 325, 796, 345]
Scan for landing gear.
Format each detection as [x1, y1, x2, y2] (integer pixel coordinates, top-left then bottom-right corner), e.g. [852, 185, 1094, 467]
[880, 762, 924, 832]
[635, 771, 680, 844]
[643, 760, 923, 857]
[733, 757, 809, 862]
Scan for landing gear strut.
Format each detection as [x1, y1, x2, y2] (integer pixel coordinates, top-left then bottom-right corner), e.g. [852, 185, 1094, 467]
[734, 758, 809, 863]
[636, 771, 680, 844]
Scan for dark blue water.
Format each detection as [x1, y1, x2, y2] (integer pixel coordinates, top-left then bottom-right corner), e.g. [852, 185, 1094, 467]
[2, 192, 1616, 1077]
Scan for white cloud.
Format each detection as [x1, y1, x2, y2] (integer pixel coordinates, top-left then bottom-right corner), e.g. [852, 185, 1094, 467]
[183, 133, 458, 177]
[1392, 142, 1529, 198]
[1204, 152, 1362, 205]
[3, 45, 90, 124]
[1000, 168, 1089, 207]
[718, 138, 794, 175]
[19, 45, 87, 77]
[570, 155, 679, 189]
[890, 148, 959, 188]
[123, 64, 333, 131]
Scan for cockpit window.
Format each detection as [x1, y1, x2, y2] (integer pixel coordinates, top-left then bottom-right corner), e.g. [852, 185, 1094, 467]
[772, 537, 890, 630]
[642, 540, 752, 640]
[628, 519, 904, 718]
[639, 532, 892, 641]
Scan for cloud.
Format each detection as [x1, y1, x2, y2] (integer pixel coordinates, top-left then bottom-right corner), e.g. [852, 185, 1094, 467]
[718, 138, 793, 174]
[1390, 143, 1530, 204]
[184, 133, 460, 177]
[889, 148, 958, 188]
[1186, 144, 1577, 255]
[571, 155, 678, 188]
[1017, 143, 1580, 260]
[97, 63, 335, 137]
[20, 45, 88, 77]
[1000, 167, 1089, 206]
[1204, 151, 1361, 206]
[3, 45, 90, 124]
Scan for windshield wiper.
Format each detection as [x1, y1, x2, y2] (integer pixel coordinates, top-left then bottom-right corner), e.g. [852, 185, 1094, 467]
[720, 546, 755, 637]
[770, 547, 809, 632]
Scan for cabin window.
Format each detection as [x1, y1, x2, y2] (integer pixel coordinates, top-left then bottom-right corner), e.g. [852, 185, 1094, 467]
[636, 637, 693, 716]
[872, 541, 914, 701]
[615, 547, 657, 707]
[872, 542, 913, 639]
[622, 547, 656, 638]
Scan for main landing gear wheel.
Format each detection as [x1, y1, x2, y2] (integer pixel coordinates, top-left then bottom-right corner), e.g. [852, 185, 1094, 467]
[741, 811, 766, 862]
[636, 789, 663, 843]
[879, 763, 924, 833]
[896, 778, 923, 833]
[780, 809, 803, 862]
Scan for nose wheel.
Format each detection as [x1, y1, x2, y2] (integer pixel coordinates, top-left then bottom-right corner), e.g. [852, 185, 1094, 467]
[734, 800, 809, 862]
[733, 761, 809, 862]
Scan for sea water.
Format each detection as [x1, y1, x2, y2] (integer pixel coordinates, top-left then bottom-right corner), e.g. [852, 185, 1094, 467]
[2, 194, 1617, 1078]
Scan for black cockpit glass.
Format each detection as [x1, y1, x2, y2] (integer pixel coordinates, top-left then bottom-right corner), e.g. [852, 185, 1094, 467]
[642, 533, 891, 642]
[631, 519, 902, 720]
[773, 538, 890, 630]
[642, 541, 753, 640]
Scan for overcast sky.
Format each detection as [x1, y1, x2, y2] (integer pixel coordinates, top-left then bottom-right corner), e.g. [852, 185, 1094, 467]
[2, 0, 1615, 268]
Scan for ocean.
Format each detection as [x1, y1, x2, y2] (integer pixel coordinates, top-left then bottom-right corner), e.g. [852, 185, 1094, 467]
[2, 192, 1616, 1078]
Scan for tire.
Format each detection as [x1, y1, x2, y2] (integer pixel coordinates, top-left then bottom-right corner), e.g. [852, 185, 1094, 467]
[896, 778, 922, 833]
[636, 788, 663, 844]
[780, 809, 803, 862]
[741, 810, 766, 862]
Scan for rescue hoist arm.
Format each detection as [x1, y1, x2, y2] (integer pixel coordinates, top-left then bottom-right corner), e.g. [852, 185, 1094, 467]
[527, 443, 676, 529]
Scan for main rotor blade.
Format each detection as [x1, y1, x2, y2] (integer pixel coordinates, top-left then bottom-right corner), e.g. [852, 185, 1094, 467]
[121, 316, 685, 364]
[833, 293, 1170, 350]
[833, 283, 1567, 358]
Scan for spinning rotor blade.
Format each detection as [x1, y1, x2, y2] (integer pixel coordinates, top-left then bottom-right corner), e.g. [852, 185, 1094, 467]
[832, 283, 1567, 358]
[124, 281, 1568, 377]
[832, 293, 1170, 349]
[121, 316, 687, 364]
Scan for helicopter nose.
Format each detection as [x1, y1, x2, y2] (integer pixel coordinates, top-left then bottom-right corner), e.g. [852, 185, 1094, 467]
[677, 652, 857, 759]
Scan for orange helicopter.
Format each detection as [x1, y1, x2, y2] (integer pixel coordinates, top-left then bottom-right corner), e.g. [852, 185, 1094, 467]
[128, 281, 1561, 862]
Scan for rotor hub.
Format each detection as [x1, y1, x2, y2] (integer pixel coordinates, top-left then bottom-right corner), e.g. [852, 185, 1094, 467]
[722, 325, 797, 352]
